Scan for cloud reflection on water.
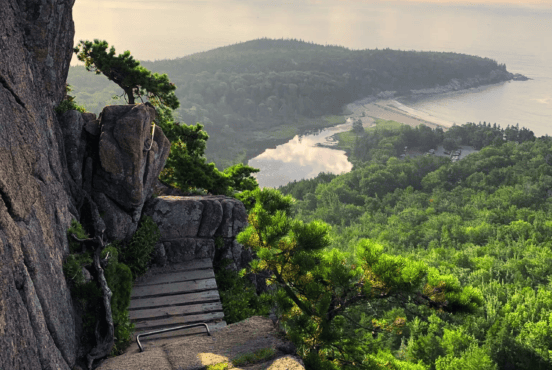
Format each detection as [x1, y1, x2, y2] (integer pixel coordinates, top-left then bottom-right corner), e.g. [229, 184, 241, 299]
[249, 130, 353, 189]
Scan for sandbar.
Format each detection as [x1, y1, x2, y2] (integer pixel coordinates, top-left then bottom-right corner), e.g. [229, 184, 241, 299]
[345, 98, 456, 130]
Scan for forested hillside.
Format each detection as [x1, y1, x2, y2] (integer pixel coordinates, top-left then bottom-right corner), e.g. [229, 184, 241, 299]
[68, 38, 512, 168]
[277, 122, 552, 369]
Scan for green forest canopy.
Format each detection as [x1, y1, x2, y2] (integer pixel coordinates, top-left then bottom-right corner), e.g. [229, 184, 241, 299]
[275, 122, 552, 369]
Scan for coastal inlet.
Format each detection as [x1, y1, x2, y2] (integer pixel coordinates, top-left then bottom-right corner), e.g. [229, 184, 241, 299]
[248, 97, 457, 189]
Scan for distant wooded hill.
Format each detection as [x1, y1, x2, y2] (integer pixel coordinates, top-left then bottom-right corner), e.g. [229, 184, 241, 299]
[68, 38, 509, 168]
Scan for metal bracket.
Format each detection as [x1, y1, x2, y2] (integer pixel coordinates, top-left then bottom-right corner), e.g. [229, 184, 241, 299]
[136, 323, 211, 352]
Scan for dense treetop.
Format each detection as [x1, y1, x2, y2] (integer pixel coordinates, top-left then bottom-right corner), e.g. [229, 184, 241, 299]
[277, 122, 552, 369]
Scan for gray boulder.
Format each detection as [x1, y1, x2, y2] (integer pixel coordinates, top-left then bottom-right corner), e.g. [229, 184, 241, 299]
[143, 195, 249, 269]
[94, 104, 170, 213]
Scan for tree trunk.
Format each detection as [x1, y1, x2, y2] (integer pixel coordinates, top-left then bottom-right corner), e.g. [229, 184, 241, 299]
[86, 236, 114, 369]
[125, 87, 135, 104]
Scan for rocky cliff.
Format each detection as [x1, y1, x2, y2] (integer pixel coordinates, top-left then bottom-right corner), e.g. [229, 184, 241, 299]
[0, 1, 80, 369]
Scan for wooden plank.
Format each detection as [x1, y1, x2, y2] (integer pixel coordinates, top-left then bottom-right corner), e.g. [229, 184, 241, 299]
[166, 258, 212, 271]
[133, 311, 225, 330]
[136, 321, 227, 342]
[134, 269, 215, 287]
[129, 290, 220, 310]
[131, 278, 217, 298]
[130, 302, 223, 321]
[140, 259, 213, 276]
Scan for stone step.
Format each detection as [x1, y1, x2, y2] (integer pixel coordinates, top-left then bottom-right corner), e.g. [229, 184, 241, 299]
[129, 259, 227, 343]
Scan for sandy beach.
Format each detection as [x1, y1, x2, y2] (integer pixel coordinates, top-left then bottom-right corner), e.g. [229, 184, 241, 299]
[345, 98, 456, 130]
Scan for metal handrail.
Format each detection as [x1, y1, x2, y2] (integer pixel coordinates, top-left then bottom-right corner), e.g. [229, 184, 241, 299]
[136, 323, 211, 352]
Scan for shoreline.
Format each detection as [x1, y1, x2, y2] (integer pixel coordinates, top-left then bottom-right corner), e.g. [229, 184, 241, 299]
[344, 97, 454, 130]
[344, 75, 528, 131]
[244, 73, 528, 166]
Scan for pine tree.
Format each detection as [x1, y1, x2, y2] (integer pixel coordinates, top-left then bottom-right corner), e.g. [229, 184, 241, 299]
[74, 39, 179, 109]
[237, 188, 484, 369]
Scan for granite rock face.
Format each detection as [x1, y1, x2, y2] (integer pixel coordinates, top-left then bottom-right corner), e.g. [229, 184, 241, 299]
[0, 1, 79, 369]
[95, 316, 304, 370]
[94, 104, 169, 214]
[143, 194, 250, 271]
[60, 104, 171, 243]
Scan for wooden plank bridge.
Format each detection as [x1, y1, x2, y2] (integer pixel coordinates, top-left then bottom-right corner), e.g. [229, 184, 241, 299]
[128, 258, 226, 348]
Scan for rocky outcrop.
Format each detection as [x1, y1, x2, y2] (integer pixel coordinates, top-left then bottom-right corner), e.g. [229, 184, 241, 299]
[96, 316, 304, 370]
[402, 69, 529, 100]
[59, 103, 171, 245]
[143, 194, 251, 272]
[57, 101, 253, 367]
[366, 69, 530, 104]
[0, 1, 79, 369]
[58, 104, 171, 367]
[146, 180, 270, 293]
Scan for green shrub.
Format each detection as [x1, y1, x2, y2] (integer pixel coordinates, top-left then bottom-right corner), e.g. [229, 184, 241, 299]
[63, 219, 137, 355]
[206, 363, 229, 370]
[215, 236, 224, 249]
[101, 245, 119, 261]
[67, 218, 89, 253]
[55, 99, 87, 114]
[72, 281, 103, 346]
[73, 280, 102, 305]
[104, 257, 134, 355]
[55, 84, 87, 114]
[215, 259, 274, 324]
[120, 215, 160, 279]
[63, 217, 160, 356]
[63, 253, 93, 286]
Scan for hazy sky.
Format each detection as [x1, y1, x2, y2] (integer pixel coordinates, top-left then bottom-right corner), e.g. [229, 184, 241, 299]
[72, 0, 551, 63]
[390, 0, 548, 3]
